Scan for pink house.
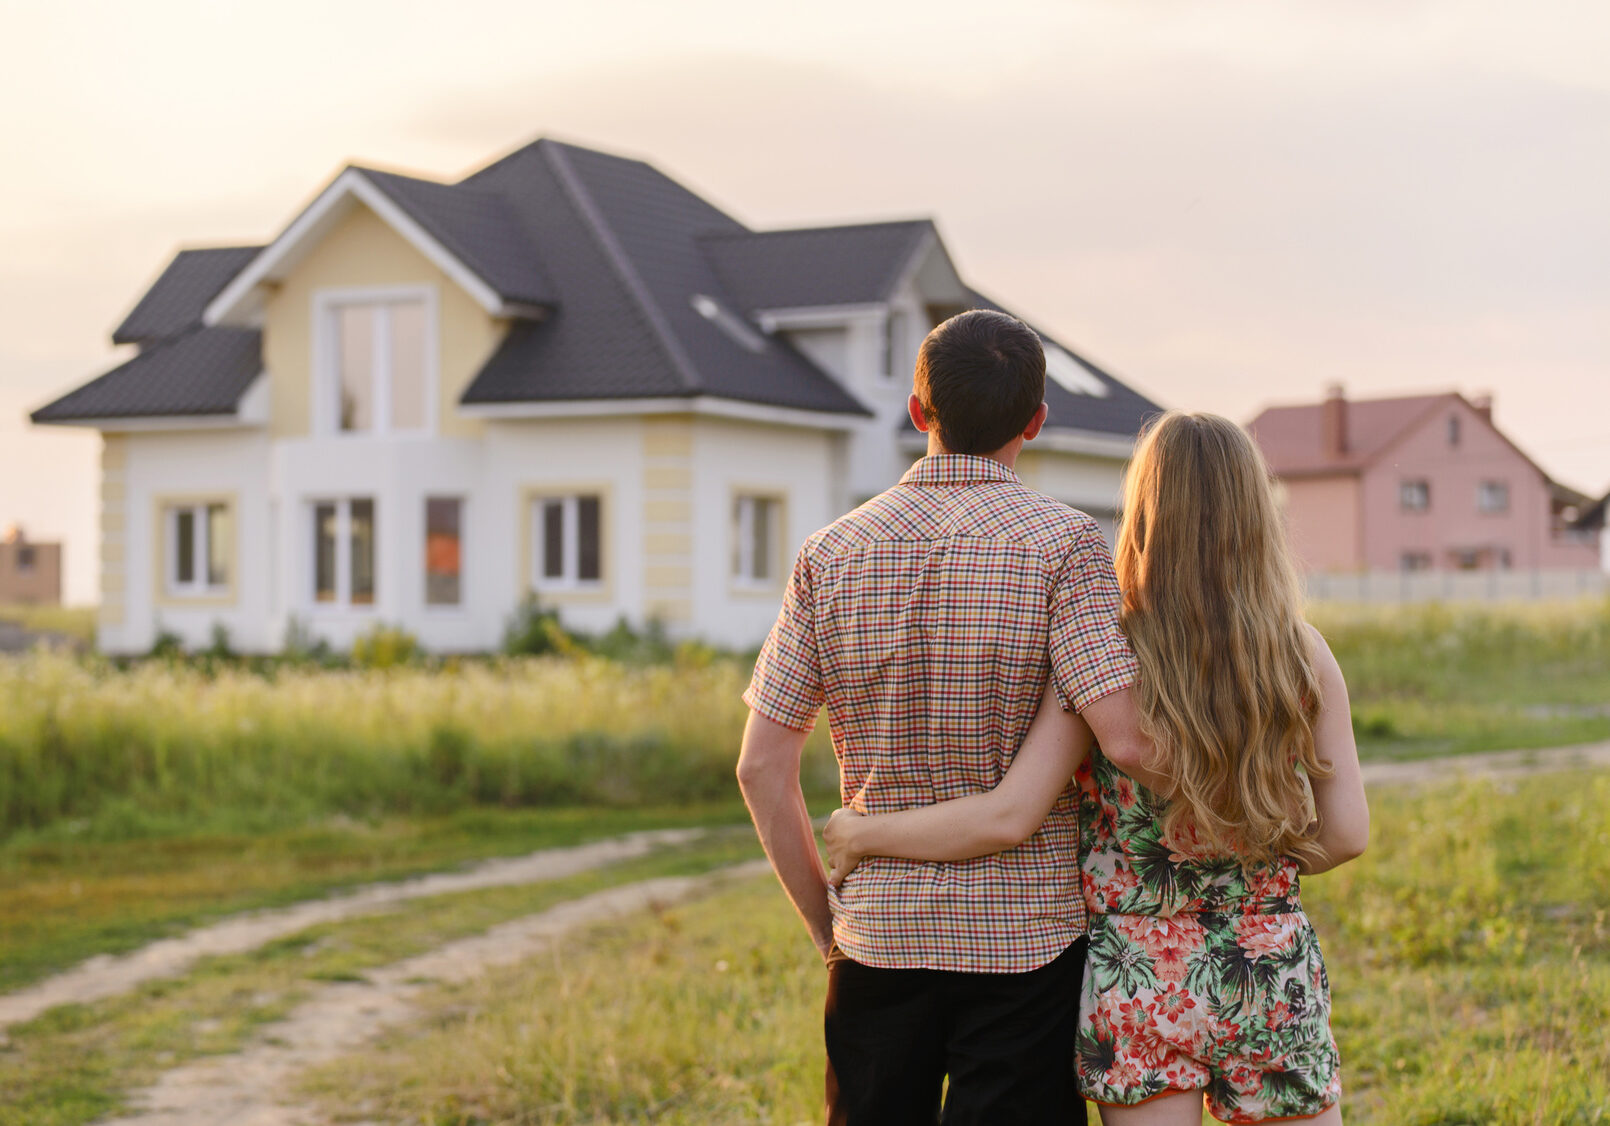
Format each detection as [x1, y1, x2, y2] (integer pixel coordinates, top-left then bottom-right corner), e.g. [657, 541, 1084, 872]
[1248, 388, 1601, 574]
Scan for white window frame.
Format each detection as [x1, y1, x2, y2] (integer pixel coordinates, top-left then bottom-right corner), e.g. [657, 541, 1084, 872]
[1400, 480, 1431, 512]
[732, 493, 784, 590]
[530, 494, 604, 592]
[312, 285, 439, 438]
[164, 502, 230, 597]
[1477, 480, 1510, 514]
[308, 497, 378, 611]
[424, 495, 466, 611]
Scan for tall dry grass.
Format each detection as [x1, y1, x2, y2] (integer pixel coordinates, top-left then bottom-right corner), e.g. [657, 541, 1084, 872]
[0, 653, 834, 840]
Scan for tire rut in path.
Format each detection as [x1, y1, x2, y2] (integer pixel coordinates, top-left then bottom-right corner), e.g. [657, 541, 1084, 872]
[1358, 740, 1610, 787]
[94, 860, 773, 1126]
[0, 828, 704, 1032]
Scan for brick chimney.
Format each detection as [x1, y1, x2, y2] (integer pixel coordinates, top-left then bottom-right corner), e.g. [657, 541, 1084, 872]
[1321, 384, 1347, 458]
[1471, 393, 1493, 423]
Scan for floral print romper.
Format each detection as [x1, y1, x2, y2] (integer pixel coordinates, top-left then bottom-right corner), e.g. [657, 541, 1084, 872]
[1074, 748, 1342, 1122]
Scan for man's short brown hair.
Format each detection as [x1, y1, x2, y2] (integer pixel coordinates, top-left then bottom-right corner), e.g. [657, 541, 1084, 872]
[913, 310, 1046, 455]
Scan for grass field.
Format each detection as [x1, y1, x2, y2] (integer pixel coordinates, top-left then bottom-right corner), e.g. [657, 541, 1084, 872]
[1, 598, 1606, 851]
[0, 599, 1606, 1122]
[0, 830, 766, 1126]
[0, 802, 752, 994]
[1313, 598, 1610, 760]
[304, 771, 1610, 1125]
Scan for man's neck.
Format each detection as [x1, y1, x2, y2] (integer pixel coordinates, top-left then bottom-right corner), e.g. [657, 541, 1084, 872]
[926, 434, 1020, 470]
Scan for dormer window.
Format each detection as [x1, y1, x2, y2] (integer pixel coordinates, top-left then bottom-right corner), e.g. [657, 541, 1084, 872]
[1448, 415, 1460, 447]
[316, 287, 436, 436]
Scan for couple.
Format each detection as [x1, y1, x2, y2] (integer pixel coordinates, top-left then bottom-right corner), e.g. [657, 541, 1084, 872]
[737, 310, 1369, 1125]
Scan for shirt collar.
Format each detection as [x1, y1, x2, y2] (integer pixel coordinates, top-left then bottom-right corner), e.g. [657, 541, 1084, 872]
[899, 454, 1023, 489]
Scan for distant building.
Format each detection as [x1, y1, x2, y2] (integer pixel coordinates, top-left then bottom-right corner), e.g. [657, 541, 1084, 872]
[0, 525, 62, 605]
[1248, 386, 1600, 574]
[30, 138, 1159, 655]
[1572, 490, 1610, 573]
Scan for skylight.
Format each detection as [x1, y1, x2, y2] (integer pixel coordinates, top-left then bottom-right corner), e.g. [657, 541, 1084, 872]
[1045, 343, 1110, 398]
[691, 294, 767, 353]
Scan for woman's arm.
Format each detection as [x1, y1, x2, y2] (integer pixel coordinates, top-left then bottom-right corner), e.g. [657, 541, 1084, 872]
[1297, 624, 1370, 875]
[822, 681, 1091, 885]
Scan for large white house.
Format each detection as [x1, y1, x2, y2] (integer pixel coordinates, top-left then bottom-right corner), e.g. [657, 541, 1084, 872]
[33, 139, 1160, 654]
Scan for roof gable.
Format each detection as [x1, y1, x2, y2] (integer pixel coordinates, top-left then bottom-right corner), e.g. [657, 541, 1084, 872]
[205, 167, 555, 326]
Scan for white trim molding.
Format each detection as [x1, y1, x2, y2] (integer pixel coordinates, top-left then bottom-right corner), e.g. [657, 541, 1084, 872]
[460, 395, 868, 432]
[204, 168, 532, 326]
[754, 303, 888, 332]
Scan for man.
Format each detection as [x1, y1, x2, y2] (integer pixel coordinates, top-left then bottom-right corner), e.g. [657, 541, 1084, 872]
[738, 309, 1157, 1124]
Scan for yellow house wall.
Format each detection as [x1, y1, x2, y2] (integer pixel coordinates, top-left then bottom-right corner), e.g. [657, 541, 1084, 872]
[261, 202, 504, 440]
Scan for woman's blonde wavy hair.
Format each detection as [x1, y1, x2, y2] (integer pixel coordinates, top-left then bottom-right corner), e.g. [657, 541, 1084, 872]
[1115, 410, 1328, 867]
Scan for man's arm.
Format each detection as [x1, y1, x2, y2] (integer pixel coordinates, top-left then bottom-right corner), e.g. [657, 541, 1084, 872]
[737, 711, 833, 960]
[1081, 687, 1173, 797]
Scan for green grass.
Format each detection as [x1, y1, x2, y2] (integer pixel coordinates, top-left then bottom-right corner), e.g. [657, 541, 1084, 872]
[1314, 598, 1610, 760]
[0, 652, 836, 841]
[0, 802, 753, 994]
[0, 830, 765, 1126]
[2, 599, 1607, 846]
[304, 771, 1610, 1125]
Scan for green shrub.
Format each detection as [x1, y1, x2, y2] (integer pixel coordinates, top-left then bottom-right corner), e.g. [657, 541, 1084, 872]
[351, 623, 421, 669]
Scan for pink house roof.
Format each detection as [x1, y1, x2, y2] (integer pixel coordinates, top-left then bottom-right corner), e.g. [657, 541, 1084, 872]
[1248, 392, 1457, 477]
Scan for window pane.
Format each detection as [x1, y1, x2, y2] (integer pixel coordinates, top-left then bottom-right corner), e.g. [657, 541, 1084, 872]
[752, 499, 773, 581]
[206, 504, 230, 587]
[389, 302, 428, 431]
[336, 305, 375, 432]
[350, 499, 375, 605]
[425, 497, 461, 606]
[314, 503, 338, 602]
[577, 496, 601, 582]
[542, 500, 565, 580]
[174, 509, 196, 585]
[731, 497, 746, 578]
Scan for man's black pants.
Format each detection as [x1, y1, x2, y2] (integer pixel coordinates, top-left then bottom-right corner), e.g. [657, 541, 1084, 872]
[824, 938, 1087, 1126]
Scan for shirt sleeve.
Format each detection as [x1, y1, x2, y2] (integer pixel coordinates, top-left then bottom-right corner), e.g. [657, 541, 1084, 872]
[1048, 521, 1139, 713]
[742, 545, 826, 731]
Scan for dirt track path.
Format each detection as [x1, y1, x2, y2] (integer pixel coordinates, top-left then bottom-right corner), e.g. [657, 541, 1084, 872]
[95, 860, 772, 1126]
[0, 828, 702, 1033]
[1358, 739, 1610, 787]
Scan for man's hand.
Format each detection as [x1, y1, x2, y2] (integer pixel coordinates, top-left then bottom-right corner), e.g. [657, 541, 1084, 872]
[737, 711, 835, 960]
[822, 808, 867, 888]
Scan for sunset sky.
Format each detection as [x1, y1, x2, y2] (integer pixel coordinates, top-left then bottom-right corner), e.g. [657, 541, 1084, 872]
[3, 0, 1606, 603]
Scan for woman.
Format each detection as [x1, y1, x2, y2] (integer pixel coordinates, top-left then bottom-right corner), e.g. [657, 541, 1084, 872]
[823, 411, 1369, 1125]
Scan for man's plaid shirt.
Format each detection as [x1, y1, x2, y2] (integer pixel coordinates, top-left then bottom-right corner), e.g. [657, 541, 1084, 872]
[744, 454, 1138, 974]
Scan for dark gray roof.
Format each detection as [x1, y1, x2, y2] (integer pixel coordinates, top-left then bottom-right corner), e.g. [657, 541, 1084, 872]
[37, 138, 1158, 430]
[970, 290, 1162, 439]
[700, 221, 933, 312]
[458, 141, 869, 416]
[896, 291, 1162, 441]
[31, 328, 261, 422]
[358, 168, 556, 307]
[112, 247, 261, 345]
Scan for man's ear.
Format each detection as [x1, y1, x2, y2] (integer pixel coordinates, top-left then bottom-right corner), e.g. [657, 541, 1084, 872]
[1022, 402, 1049, 442]
[907, 393, 931, 433]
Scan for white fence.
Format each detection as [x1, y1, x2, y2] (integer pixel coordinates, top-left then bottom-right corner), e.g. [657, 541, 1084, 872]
[1305, 569, 1609, 604]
